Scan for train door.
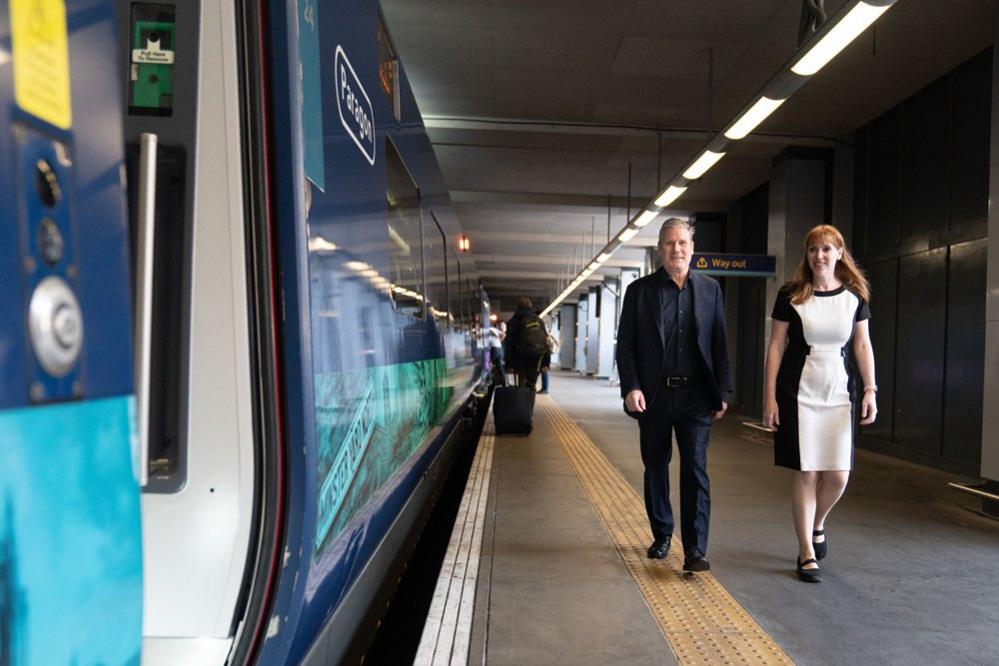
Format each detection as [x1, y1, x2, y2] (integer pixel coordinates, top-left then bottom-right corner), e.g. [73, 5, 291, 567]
[113, 0, 267, 662]
[0, 0, 142, 662]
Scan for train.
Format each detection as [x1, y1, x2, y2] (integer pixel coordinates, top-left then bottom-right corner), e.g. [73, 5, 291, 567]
[0, 0, 488, 663]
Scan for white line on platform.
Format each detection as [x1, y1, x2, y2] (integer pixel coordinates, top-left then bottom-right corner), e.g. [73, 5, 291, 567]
[415, 406, 495, 666]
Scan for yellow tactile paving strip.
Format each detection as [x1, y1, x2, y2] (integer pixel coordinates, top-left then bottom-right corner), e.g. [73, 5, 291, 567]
[539, 396, 794, 666]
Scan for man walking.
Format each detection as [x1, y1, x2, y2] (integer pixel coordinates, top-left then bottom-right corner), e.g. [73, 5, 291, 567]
[616, 218, 731, 572]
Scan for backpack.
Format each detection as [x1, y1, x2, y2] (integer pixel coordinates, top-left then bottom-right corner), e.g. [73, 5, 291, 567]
[517, 315, 549, 357]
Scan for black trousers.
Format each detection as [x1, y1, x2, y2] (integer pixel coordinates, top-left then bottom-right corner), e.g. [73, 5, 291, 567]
[638, 381, 714, 556]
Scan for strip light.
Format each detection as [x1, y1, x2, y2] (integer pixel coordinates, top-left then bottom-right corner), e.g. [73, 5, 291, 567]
[791, 1, 894, 76]
[541, 0, 898, 319]
[654, 185, 688, 208]
[619, 227, 640, 242]
[725, 96, 786, 140]
[683, 150, 726, 180]
[633, 209, 660, 228]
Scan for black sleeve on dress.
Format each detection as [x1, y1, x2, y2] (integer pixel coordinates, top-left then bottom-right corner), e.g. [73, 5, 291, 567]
[855, 297, 871, 322]
[771, 286, 794, 322]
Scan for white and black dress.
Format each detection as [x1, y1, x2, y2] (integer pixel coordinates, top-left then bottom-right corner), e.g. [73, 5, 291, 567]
[772, 285, 870, 471]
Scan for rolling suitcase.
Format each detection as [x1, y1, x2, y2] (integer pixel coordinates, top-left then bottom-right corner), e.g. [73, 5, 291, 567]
[493, 385, 535, 435]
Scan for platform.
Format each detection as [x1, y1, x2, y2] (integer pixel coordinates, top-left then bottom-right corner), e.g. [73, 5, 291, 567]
[419, 372, 999, 665]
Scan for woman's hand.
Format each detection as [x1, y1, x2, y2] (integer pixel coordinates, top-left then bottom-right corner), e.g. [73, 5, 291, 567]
[762, 398, 779, 429]
[859, 390, 877, 425]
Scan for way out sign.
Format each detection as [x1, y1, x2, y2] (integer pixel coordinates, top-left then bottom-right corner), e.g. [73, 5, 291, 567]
[690, 253, 776, 277]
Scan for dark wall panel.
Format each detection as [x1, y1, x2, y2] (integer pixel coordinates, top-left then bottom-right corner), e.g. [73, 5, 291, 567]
[853, 127, 869, 257]
[736, 279, 765, 413]
[899, 79, 949, 254]
[740, 184, 769, 255]
[864, 258, 897, 444]
[948, 51, 991, 242]
[943, 239, 987, 464]
[894, 249, 947, 455]
[867, 108, 901, 260]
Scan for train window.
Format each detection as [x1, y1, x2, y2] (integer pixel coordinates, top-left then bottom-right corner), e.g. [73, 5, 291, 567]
[426, 212, 450, 326]
[385, 139, 423, 319]
[377, 15, 401, 122]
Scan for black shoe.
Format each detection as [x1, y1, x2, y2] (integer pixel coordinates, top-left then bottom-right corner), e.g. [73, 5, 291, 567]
[797, 557, 822, 583]
[646, 538, 670, 559]
[812, 529, 827, 560]
[682, 553, 710, 572]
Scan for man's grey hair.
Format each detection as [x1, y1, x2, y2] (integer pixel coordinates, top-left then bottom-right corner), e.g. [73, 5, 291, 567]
[658, 217, 695, 244]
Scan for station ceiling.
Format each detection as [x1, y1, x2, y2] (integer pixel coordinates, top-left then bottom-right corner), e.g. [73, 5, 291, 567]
[379, 0, 998, 313]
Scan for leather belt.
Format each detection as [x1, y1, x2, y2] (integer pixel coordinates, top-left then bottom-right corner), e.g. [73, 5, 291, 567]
[661, 375, 695, 388]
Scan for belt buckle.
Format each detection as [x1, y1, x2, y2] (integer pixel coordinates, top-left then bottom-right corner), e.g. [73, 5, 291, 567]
[666, 376, 681, 388]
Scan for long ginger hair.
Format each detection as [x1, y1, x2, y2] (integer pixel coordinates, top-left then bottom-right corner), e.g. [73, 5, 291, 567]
[787, 225, 870, 305]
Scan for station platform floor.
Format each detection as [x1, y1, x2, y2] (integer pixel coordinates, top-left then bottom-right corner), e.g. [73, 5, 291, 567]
[417, 371, 999, 665]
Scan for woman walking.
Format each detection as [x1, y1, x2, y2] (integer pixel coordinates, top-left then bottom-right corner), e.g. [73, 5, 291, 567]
[763, 225, 877, 583]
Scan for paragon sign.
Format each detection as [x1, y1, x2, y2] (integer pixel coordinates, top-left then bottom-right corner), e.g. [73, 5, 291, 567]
[335, 45, 375, 165]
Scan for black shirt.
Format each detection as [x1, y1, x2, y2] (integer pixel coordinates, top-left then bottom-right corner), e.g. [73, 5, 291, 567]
[658, 268, 696, 377]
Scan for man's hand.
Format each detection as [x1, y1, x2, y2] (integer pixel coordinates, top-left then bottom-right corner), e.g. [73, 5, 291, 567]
[625, 389, 646, 413]
[711, 401, 728, 421]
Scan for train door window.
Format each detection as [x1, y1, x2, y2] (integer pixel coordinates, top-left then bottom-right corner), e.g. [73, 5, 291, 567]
[385, 139, 423, 318]
[426, 212, 450, 326]
[377, 15, 401, 122]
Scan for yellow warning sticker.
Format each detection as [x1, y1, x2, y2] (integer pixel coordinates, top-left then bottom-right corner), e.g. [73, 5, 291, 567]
[10, 0, 72, 129]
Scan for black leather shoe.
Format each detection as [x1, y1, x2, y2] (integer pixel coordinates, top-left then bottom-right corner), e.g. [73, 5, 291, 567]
[682, 553, 710, 572]
[797, 557, 822, 583]
[812, 529, 827, 560]
[646, 538, 670, 559]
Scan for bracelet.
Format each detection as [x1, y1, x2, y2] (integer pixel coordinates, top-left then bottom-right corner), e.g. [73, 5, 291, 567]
[863, 386, 878, 393]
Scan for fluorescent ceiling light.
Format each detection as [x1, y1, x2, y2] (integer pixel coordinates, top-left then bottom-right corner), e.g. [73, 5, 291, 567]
[596, 252, 611, 263]
[683, 150, 725, 180]
[619, 227, 640, 242]
[654, 185, 688, 208]
[791, 2, 893, 76]
[633, 209, 660, 228]
[724, 96, 786, 139]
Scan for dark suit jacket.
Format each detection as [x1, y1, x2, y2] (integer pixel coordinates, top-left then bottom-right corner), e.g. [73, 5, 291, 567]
[616, 270, 732, 414]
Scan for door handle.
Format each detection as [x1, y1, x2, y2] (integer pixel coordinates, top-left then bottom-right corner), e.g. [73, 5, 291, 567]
[134, 132, 158, 487]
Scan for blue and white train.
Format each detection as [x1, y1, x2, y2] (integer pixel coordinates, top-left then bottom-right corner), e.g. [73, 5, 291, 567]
[0, 0, 486, 663]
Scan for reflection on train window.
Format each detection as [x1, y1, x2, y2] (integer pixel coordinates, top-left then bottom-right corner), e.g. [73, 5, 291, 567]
[377, 15, 401, 122]
[426, 212, 451, 326]
[385, 139, 423, 319]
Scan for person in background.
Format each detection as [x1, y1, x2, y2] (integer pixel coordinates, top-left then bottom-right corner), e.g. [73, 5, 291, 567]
[505, 297, 548, 389]
[486, 319, 506, 386]
[763, 224, 877, 583]
[538, 329, 559, 394]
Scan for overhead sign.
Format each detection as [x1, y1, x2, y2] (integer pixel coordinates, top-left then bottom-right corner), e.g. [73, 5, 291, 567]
[335, 45, 375, 166]
[691, 253, 776, 277]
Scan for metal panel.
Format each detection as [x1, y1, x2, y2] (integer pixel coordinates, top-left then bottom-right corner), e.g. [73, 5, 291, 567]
[863, 258, 898, 445]
[559, 304, 576, 370]
[899, 78, 949, 254]
[867, 108, 901, 260]
[948, 49, 991, 242]
[894, 249, 947, 455]
[736, 279, 765, 414]
[942, 239, 987, 465]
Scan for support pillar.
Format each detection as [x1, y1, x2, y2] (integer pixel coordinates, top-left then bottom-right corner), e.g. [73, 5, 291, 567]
[765, 148, 831, 351]
[980, 30, 999, 483]
[558, 303, 576, 371]
[585, 286, 599, 374]
[596, 279, 618, 378]
[574, 299, 587, 373]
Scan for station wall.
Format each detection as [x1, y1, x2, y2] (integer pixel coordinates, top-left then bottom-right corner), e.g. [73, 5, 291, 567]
[852, 48, 991, 476]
